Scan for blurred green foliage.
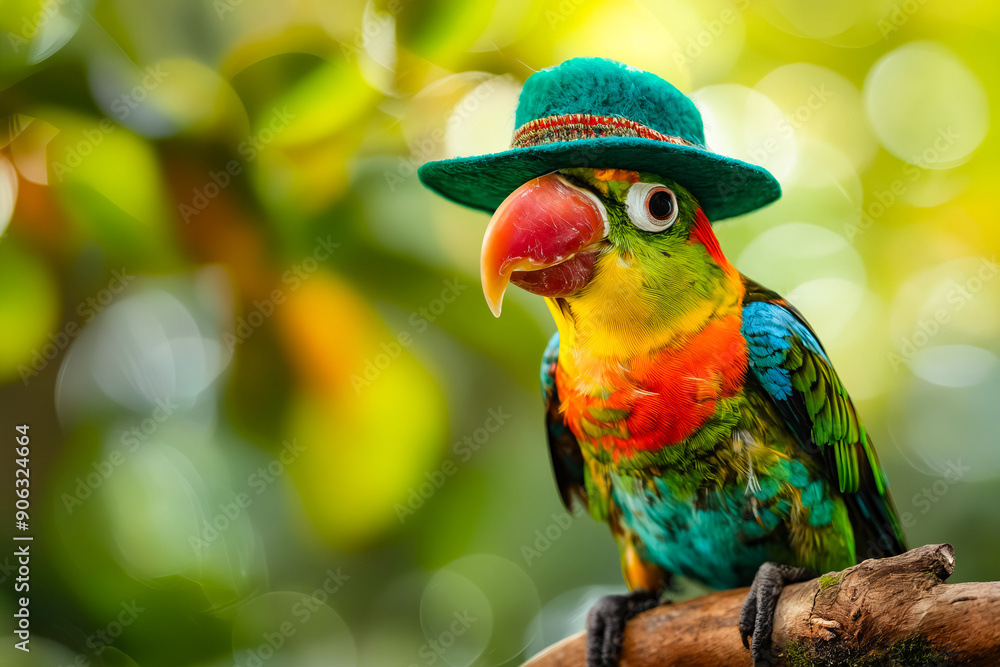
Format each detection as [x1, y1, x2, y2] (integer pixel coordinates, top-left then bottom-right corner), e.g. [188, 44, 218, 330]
[0, 0, 998, 665]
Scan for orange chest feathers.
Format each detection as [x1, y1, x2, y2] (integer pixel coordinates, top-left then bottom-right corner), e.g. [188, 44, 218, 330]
[555, 314, 749, 457]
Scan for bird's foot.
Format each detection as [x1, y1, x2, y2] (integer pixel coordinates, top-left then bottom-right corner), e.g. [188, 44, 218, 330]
[739, 562, 813, 666]
[586, 588, 664, 667]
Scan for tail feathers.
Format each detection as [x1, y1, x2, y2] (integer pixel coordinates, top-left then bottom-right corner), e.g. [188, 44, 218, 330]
[847, 488, 906, 561]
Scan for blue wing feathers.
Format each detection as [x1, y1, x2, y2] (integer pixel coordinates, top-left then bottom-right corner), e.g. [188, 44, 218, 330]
[742, 301, 830, 402]
[540, 332, 587, 509]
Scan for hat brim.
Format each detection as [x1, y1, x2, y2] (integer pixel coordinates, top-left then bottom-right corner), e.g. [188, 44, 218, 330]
[417, 136, 781, 222]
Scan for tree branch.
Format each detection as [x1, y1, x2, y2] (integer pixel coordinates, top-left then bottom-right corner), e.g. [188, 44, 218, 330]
[524, 544, 1000, 666]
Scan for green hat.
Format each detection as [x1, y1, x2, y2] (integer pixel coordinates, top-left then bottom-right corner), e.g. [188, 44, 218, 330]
[418, 57, 781, 222]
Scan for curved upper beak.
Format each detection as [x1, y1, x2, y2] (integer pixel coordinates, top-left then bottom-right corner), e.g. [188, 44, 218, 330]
[480, 173, 608, 317]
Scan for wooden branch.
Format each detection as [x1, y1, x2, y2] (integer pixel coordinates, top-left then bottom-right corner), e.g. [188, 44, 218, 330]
[524, 544, 1000, 666]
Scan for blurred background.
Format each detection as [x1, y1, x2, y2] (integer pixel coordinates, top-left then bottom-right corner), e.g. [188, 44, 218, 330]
[0, 0, 997, 665]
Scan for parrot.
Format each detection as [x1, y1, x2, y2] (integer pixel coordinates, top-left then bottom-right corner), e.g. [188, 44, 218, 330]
[478, 167, 906, 666]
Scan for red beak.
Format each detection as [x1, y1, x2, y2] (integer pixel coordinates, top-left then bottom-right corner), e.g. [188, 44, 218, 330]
[480, 173, 607, 316]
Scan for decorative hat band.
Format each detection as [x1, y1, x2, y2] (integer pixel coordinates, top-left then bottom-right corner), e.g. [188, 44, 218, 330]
[511, 114, 701, 150]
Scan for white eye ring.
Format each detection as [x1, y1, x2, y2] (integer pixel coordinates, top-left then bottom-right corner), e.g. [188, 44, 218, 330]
[625, 183, 678, 232]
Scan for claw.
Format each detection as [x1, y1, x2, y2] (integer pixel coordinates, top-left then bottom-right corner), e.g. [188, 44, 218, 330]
[739, 562, 812, 666]
[586, 589, 663, 667]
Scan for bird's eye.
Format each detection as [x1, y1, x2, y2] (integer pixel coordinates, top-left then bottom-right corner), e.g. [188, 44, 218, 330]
[625, 183, 678, 232]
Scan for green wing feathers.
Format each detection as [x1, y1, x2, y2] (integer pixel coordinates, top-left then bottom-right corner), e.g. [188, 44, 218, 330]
[741, 278, 906, 560]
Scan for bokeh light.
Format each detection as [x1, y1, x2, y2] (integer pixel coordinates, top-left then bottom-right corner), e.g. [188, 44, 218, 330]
[864, 41, 989, 169]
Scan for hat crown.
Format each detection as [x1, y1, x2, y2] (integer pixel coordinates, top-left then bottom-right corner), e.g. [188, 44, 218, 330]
[514, 58, 706, 149]
[418, 57, 781, 222]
